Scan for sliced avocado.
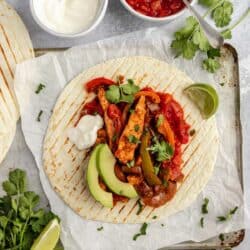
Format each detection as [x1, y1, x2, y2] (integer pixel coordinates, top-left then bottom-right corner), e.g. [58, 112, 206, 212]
[86, 144, 113, 208]
[97, 144, 138, 198]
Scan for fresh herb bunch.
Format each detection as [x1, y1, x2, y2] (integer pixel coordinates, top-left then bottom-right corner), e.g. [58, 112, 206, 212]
[0, 169, 59, 250]
[171, 2, 249, 73]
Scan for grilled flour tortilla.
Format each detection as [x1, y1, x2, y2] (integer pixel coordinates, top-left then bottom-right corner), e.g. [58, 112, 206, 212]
[0, 0, 34, 164]
[43, 56, 219, 223]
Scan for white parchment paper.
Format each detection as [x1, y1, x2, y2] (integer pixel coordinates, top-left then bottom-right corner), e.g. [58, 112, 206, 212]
[13, 27, 246, 250]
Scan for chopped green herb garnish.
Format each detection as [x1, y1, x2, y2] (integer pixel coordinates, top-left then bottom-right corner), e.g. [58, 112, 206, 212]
[201, 198, 209, 214]
[129, 109, 135, 114]
[136, 200, 143, 215]
[161, 224, 164, 227]
[106, 79, 139, 104]
[154, 165, 160, 176]
[133, 223, 148, 241]
[97, 226, 104, 231]
[112, 134, 118, 142]
[127, 159, 135, 168]
[152, 216, 157, 219]
[105, 85, 121, 104]
[189, 129, 196, 136]
[127, 135, 140, 144]
[35, 83, 46, 94]
[134, 124, 140, 132]
[148, 136, 174, 162]
[200, 217, 204, 228]
[217, 206, 238, 222]
[219, 233, 224, 241]
[219, 83, 225, 87]
[163, 180, 168, 187]
[37, 110, 43, 122]
[156, 115, 164, 128]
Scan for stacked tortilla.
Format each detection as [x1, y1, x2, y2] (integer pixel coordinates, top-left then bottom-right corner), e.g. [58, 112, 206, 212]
[0, 0, 34, 164]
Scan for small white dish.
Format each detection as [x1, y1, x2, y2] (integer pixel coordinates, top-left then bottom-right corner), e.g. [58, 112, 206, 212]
[120, 0, 192, 23]
[30, 0, 108, 38]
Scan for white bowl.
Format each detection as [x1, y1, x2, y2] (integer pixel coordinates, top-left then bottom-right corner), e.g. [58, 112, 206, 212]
[30, 0, 109, 38]
[120, 0, 192, 23]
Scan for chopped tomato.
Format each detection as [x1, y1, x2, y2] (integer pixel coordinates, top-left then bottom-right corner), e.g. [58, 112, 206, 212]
[85, 77, 116, 92]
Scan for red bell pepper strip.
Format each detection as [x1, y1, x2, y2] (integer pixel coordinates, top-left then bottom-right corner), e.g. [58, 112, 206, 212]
[85, 77, 116, 92]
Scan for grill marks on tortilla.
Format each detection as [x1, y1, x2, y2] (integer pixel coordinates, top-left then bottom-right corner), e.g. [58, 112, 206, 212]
[0, 0, 34, 164]
[43, 56, 219, 223]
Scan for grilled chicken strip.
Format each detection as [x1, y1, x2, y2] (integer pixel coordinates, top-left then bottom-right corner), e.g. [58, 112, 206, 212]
[97, 87, 116, 148]
[115, 96, 146, 163]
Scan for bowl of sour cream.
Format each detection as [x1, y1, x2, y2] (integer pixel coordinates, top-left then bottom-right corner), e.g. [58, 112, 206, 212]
[30, 0, 108, 37]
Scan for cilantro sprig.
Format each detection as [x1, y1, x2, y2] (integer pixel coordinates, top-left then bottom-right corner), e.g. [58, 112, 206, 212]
[0, 169, 59, 249]
[105, 79, 139, 104]
[148, 136, 174, 162]
[171, 3, 249, 74]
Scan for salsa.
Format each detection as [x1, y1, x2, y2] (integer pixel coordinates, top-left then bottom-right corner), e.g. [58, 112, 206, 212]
[126, 0, 187, 17]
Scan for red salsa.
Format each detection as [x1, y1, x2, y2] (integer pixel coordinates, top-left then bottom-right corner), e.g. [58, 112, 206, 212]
[126, 0, 186, 17]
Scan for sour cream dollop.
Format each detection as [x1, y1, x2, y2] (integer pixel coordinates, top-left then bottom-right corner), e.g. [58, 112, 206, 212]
[33, 0, 100, 34]
[68, 115, 103, 150]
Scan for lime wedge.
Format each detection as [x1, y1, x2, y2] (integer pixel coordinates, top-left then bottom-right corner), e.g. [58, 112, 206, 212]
[184, 83, 219, 119]
[31, 218, 60, 250]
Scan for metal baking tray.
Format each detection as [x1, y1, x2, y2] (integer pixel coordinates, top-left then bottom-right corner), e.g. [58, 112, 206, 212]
[34, 44, 244, 250]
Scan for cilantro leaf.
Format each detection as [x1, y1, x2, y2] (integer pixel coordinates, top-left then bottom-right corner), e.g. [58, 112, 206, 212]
[148, 137, 174, 162]
[171, 16, 210, 59]
[172, 40, 198, 59]
[202, 58, 221, 73]
[219, 233, 225, 241]
[221, 29, 232, 39]
[192, 28, 210, 52]
[212, 1, 233, 27]
[106, 79, 139, 104]
[207, 48, 221, 59]
[121, 79, 140, 95]
[105, 85, 121, 103]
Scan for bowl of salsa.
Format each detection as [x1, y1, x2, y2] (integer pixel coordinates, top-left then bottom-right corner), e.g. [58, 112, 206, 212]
[120, 0, 191, 22]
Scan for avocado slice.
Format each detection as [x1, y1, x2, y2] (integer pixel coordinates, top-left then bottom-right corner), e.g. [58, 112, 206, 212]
[97, 144, 138, 198]
[86, 144, 113, 208]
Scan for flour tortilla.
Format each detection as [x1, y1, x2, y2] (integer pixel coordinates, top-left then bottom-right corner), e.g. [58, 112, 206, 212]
[43, 56, 219, 223]
[0, 0, 34, 164]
